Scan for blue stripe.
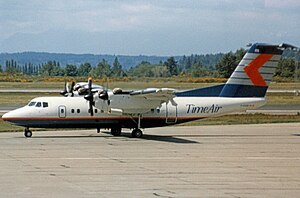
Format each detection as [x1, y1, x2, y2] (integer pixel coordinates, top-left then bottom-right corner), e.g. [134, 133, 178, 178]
[176, 84, 225, 97]
[234, 71, 274, 75]
[219, 84, 268, 97]
[5, 118, 201, 129]
[230, 77, 249, 80]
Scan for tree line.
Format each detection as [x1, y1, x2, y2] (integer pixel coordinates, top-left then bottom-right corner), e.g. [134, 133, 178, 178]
[0, 50, 299, 79]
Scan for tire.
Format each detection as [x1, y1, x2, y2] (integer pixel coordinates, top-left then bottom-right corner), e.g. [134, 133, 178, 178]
[131, 129, 143, 138]
[111, 128, 121, 136]
[24, 130, 32, 138]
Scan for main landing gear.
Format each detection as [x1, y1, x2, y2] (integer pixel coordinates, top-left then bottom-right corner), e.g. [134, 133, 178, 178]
[24, 127, 32, 138]
[131, 128, 143, 138]
[109, 114, 143, 138]
[131, 114, 143, 138]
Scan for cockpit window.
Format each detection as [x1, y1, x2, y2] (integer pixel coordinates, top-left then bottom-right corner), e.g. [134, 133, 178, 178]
[28, 101, 36, 106]
[36, 102, 42, 107]
[43, 102, 48, 108]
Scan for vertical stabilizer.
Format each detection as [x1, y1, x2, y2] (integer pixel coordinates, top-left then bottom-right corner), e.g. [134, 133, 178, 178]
[220, 43, 288, 97]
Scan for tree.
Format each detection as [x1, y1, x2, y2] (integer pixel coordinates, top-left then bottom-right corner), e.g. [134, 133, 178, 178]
[128, 61, 169, 78]
[40, 60, 64, 76]
[128, 61, 153, 77]
[64, 64, 78, 76]
[164, 57, 178, 76]
[275, 58, 295, 78]
[91, 59, 111, 78]
[0, 65, 2, 72]
[191, 62, 210, 77]
[215, 52, 237, 78]
[111, 57, 123, 77]
[78, 63, 92, 76]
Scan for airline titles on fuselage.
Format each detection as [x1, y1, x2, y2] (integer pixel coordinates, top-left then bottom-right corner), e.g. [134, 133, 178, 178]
[186, 104, 222, 114]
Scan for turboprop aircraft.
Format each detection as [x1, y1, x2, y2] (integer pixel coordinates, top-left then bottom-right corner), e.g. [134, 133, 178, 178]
[2, 43, 297, 138]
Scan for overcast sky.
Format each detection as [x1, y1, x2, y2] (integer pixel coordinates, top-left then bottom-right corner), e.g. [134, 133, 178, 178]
[0, 0, 299, 55]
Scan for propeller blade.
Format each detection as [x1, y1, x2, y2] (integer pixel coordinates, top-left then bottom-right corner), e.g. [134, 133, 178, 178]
[70, 81, 75, 97]
[66, 82, 70, 93]
[89, 100, 94, 116]
[85, 77, 94, 116]
[60, 81, 68, 96]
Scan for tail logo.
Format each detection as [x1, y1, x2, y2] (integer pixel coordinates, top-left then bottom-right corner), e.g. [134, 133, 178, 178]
[244, 54, 273, 86]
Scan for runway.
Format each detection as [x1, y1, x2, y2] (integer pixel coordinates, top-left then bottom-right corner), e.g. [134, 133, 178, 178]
[0, 123, 300, 197]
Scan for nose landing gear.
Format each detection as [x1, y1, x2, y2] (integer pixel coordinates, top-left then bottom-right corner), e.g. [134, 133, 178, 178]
[24, 128, 32, 138]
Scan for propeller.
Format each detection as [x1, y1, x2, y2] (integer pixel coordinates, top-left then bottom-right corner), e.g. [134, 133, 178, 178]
[70, 81, 75, 97]
[99, 77, 109, 100]
[60, 81, 75, 97]
[99, 90, 108, 100]
[60, 81, 68, 96]
[84, 78, 94, 116]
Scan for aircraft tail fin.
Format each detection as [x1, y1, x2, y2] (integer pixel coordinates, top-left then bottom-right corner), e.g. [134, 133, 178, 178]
[219, 43, 296, 97]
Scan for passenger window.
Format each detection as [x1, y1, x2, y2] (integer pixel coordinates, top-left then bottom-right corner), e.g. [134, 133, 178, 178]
[28, 102, 36, 106]
[95, 109, 98, 113]
[61, 109, 64, 114]
[71, 109, 75, 113]
[43, 102, 48, 108]
[77, 109, 80, 113]
[36, 102, 41, 107]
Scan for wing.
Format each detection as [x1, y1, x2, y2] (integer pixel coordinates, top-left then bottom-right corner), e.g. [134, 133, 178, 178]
[98, 88, 177, 115]
[130, 88, 176, 102]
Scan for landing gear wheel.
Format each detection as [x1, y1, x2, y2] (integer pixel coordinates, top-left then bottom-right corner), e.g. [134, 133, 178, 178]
[131, 129, 143, 138]
[111, 128, 122, 136]
[24, 129, 32, 138]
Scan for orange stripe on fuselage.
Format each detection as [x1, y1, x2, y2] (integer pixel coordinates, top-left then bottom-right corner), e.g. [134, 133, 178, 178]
[243, 54, 273, 86]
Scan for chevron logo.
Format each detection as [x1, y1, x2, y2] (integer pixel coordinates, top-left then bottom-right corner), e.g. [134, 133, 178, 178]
[244, 54, 273, 86]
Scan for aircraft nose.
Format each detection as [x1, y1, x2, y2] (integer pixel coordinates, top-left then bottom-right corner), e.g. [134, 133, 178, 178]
[2, 112, 11, 121]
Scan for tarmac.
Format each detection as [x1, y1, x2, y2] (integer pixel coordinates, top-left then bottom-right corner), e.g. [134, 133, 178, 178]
[0, 123, 300, 197]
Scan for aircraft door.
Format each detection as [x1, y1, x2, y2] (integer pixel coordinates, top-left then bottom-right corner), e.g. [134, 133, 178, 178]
[58, 105, 66, 118]
[166, 103, 177, 124]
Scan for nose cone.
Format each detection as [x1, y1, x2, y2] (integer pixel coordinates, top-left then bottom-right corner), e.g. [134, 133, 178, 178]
[2, 107, 26, 122]
[2, 110, 17, 122]
[2, 112, 10, 121]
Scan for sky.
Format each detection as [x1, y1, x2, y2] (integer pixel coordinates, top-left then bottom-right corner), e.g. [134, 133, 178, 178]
[0, 0, 299, 55]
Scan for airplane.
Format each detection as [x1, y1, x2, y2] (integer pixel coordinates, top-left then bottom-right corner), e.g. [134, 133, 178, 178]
[2, 43, 298, 138]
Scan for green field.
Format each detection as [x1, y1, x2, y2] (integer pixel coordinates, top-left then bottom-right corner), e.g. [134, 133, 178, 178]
[1, 78, 300, 89]
[1, 81, 300, 106]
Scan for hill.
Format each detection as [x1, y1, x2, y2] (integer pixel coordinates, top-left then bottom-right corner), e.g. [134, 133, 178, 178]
[0, 52, 172, 70]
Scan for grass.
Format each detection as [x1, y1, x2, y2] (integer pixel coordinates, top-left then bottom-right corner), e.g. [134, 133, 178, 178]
[265, 92, 300, 105]
[0, 92, 58, 106]
[179, 114, 300, 126]
[0, 78, 300, 90]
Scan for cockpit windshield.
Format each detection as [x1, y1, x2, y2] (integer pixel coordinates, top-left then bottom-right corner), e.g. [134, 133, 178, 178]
[28, 101, 36, 106]
[28, 101, 48, 108]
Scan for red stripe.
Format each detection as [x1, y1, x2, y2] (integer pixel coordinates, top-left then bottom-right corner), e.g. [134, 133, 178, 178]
[244, 54, 273, 86]
[3, 116, 207, 121]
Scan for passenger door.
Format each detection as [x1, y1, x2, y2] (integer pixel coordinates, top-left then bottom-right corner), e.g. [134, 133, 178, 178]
[166, 103, 177, 124]
[58, 105, 66, 118]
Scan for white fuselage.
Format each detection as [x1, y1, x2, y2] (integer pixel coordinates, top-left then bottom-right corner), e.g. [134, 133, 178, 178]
[2, 95, 266, 129]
